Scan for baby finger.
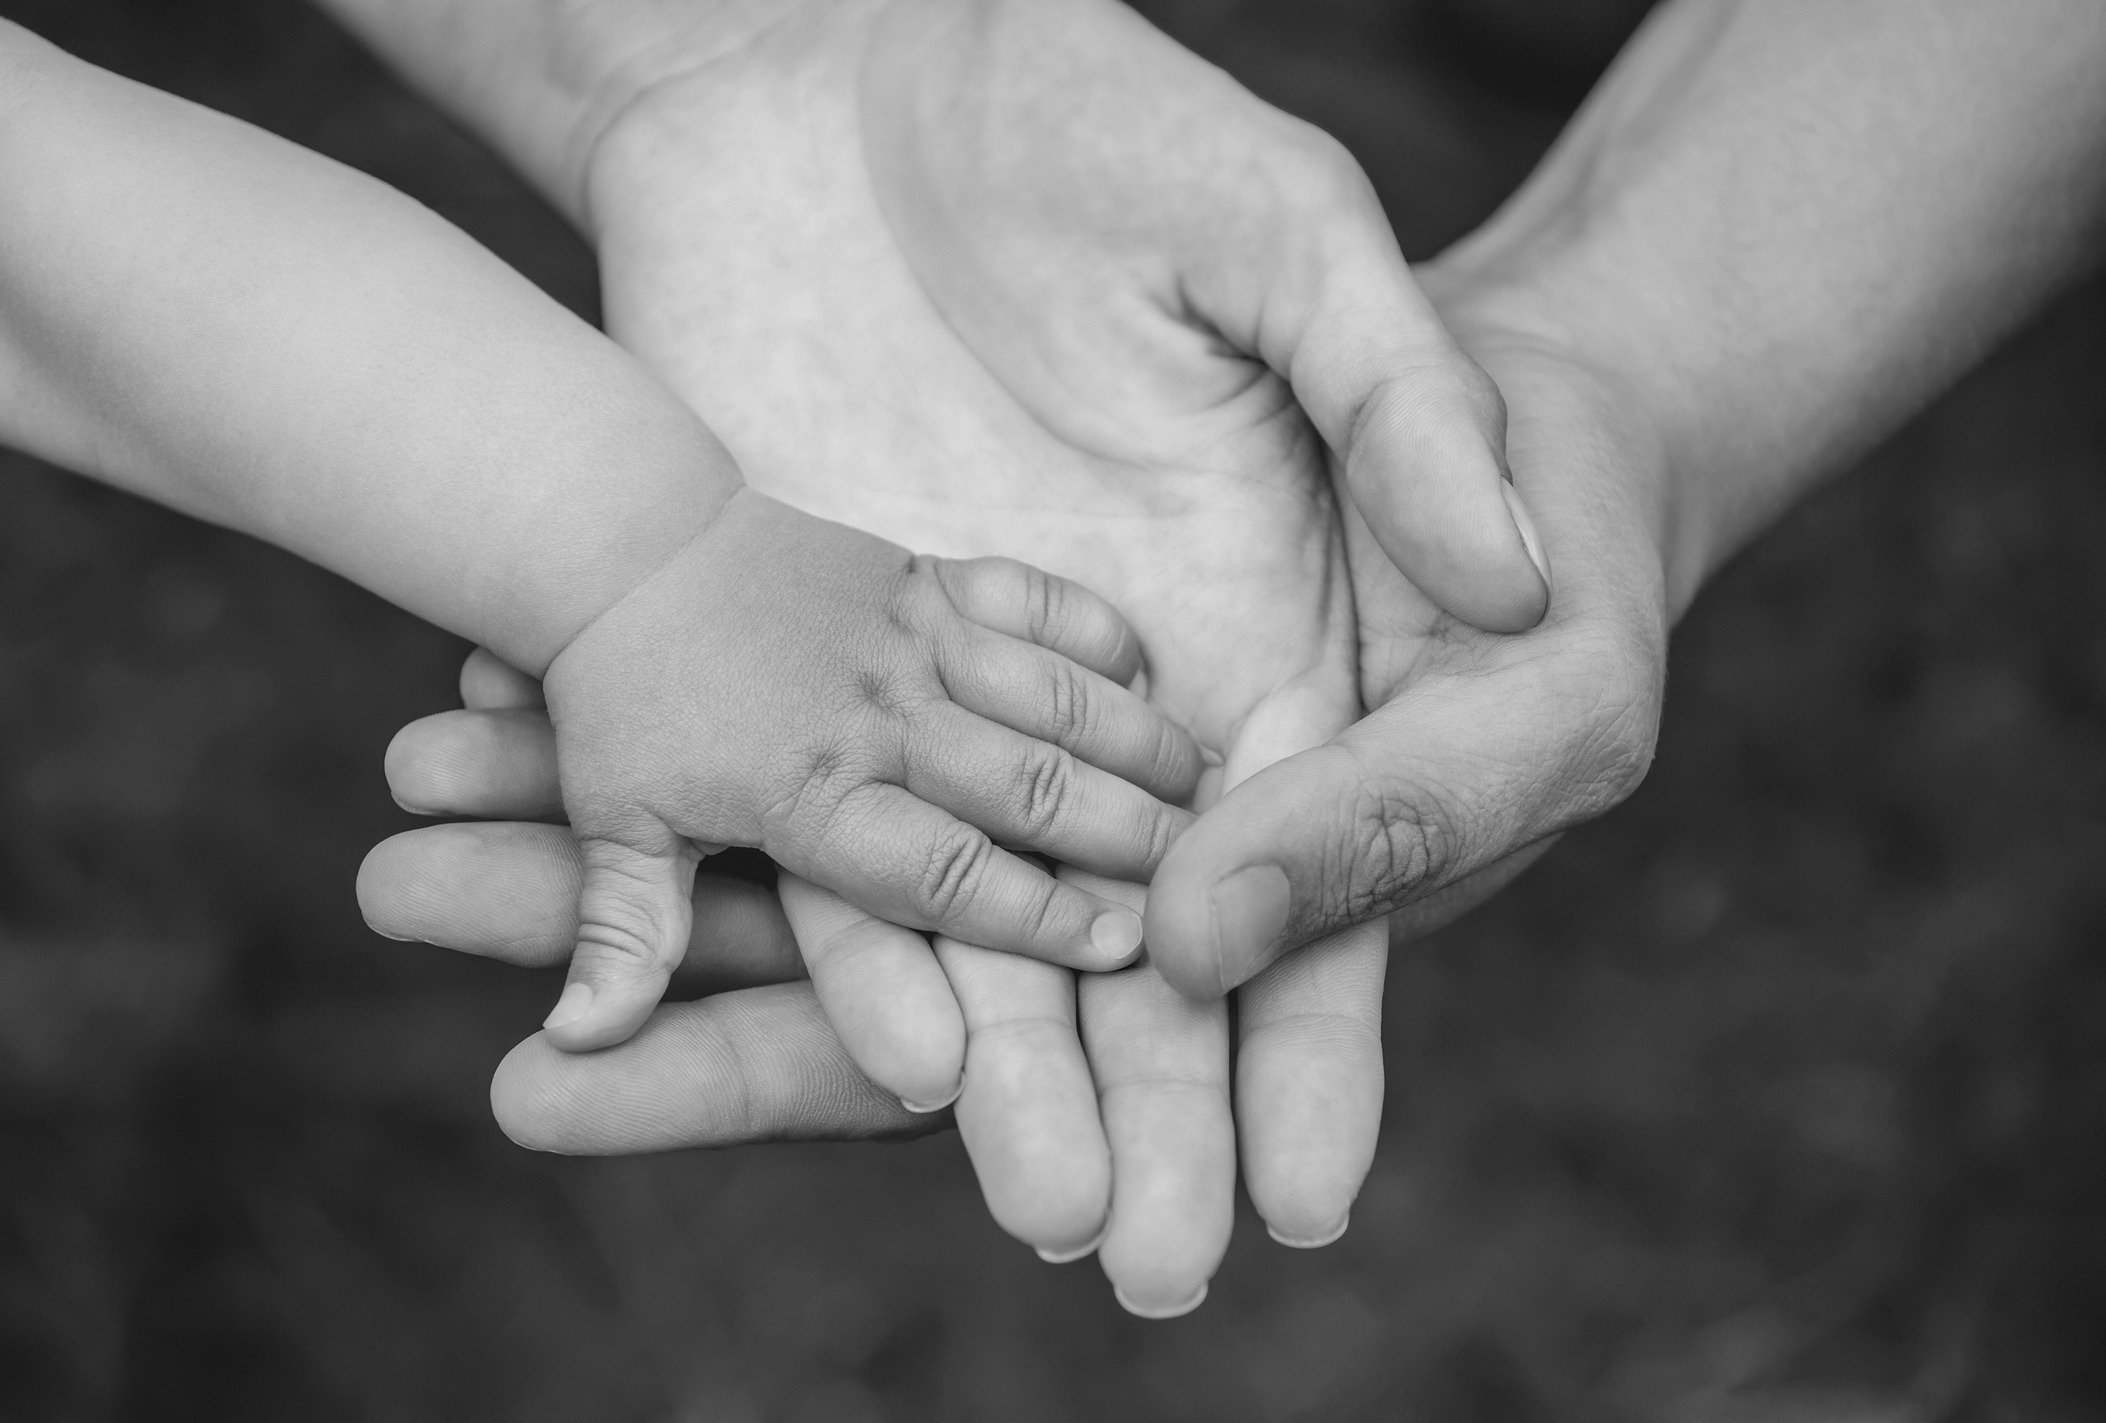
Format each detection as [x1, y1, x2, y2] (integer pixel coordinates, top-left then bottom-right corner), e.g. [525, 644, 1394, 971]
[786, 782, 1142, 971]
[937, 627, 1202, 800]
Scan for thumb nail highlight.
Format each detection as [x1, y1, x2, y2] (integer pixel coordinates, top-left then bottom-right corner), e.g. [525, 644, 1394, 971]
[1501, 482, 1552, 596]
[543, 981, 593, 1032]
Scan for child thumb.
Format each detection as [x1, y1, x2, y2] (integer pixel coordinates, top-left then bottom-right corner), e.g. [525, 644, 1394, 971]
[541, 829, 702, 1053]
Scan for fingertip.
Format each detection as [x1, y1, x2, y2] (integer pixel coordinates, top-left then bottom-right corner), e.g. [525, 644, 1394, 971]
[1086, 907, 1145, 969]
[899, 1080, 964, 1115]
[354, 832, 417, 939]
[459, 646, 544, 710]
[539, 966, 667, 1053]
[382, 716, 442, 814]
[1110, 1279, 1208, 1320]
[782, 874, 967, 1105]
[1267, 1213, 1349, 1250]
[489, 1032, 571, 1152]
[1034, 1220, 1109, 1264]
[384, 709, 564, 821]
[1138, 866, 1228, 1000]
[543, 981, 592, 1032]
[1142, 858, 1290, 1000]
[1347, 364, 1550, 635]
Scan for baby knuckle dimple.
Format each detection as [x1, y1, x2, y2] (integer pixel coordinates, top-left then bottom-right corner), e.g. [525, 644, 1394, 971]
[889, 556, 952, 636]
[853, 664, 920, 724]
[764, 737, 879, 847]
[916, 823, 997, 923]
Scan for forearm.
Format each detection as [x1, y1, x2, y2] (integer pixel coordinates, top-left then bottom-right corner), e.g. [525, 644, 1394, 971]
[0, 22, 736, 671]
[1430, 0, 2106, 614]
[309, 0, 776, 224]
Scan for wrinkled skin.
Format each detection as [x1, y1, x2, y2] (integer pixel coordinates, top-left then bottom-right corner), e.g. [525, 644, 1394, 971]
[363, 0, 1666, 1315]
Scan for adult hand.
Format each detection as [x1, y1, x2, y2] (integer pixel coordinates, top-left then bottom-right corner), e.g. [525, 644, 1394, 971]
[344, 0, 1528, 1314]
[1145, 0, 2106, 997]
[352, 0, 2106, 1317]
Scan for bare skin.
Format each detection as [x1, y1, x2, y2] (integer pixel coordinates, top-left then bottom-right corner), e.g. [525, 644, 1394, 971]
[348, 0, 2106, 1316]
[345, 0, 1533, 1315]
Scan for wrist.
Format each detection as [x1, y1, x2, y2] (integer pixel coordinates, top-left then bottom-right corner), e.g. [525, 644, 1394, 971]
[315, 0, 763, 224]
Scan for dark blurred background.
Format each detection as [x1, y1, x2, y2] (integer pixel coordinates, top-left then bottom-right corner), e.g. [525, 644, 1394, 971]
[3, 1, 2103, 1418]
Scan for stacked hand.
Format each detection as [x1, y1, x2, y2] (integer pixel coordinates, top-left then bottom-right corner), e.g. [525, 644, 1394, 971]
[355, 0, 1667, 1316]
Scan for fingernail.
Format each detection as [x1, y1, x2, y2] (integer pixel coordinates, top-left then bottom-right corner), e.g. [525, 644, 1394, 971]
[391, 793, 437, 816]
[899, 1081, 963, 1115]
[1089, 909, 1144, 963]
[542, 981, 593, 1031]
[1209, 864, 1292, 989]
[1267, 1212, 1350, 1249]
[1501, 483, 1552, 594]
[370, 927, 420, 943]
[1034, 1222, 1108, 1265]
[1113, 1281, 1208, 1320]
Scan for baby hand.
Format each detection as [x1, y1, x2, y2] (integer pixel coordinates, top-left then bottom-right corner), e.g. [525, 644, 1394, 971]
[538, 489, 1203, 1050]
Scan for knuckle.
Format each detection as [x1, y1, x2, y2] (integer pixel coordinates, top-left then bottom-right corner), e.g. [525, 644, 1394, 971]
[1330, 773, 1463, 922]
[1271, 120, 1376, 217]
[1024, 564, 1067, 645]
[1042, 660, 1091, 745]
[1010, 741, 1076, 837]
[1133, 797, 1185, 874]
[917, 823, 997, 923]
[1148, 721, 1198, 792]
[1559, 631, 1664, 820]
[577, 872, 683, 972]
[892, 556, 951, 634]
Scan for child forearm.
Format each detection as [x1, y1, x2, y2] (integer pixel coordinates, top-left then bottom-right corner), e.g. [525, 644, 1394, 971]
[0, 21, 736, 673]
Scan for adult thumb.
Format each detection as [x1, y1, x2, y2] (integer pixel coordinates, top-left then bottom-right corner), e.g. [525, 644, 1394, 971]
[1244, 164, 1550, 632]
[1302, 282, 1549, 631]
[540, 829, 702, 1052]
[1144, 645, 1541, 1004]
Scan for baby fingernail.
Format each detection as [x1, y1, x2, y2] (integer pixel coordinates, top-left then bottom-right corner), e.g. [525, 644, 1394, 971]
[542, 982, 593, 1031]
[899, 1081, 963, 1115]
[1502, 482, 1552, 594]
[1089, 909, 1144, 963]
[1113, 1281, 1208, 1320]
[1034, 1222, 1108, 1265]
[1209, 864, 1292, 989]
[1267, 1212, 1350, 1249]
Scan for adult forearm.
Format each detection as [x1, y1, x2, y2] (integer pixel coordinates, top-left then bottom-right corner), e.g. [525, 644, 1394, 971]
[311, 0, 778, 225]
[1432, 0, 2106, 614]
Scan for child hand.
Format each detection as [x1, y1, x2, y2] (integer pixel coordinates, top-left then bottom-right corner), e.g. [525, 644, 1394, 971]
[537, 489, 1204, 1051]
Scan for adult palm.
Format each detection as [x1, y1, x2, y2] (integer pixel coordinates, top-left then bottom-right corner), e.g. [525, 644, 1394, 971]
[358, 0, 1536, 1314]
